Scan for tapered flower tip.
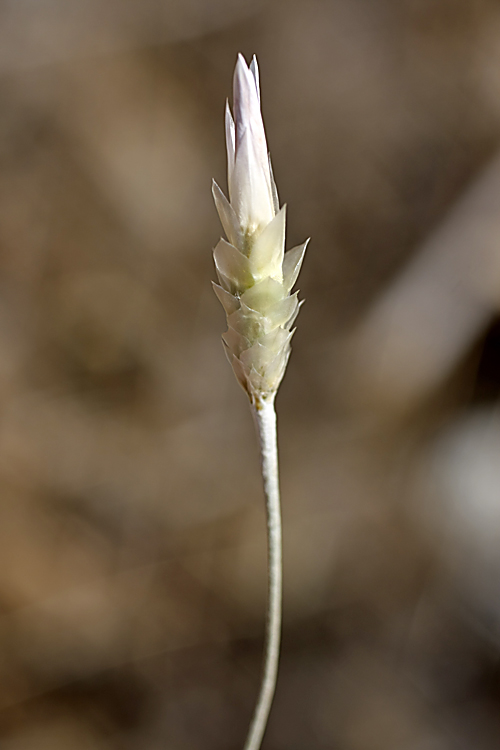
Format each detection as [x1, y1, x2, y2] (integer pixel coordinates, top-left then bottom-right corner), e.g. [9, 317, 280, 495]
[233, 54, 266, 161]
[249, 55, 260, 101]
[234, 55, 259, 110]
[229, 54, 274, 233]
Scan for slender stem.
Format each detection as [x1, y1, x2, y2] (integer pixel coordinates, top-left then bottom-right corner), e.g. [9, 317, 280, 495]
[244, 396, 282, 750]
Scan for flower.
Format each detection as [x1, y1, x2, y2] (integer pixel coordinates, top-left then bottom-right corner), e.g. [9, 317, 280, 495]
[229, 55, 275, 237]
[212, 54, 308, 404]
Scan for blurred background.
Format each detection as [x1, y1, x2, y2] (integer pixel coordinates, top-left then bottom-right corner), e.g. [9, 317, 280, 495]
[0, 0, 500, 747]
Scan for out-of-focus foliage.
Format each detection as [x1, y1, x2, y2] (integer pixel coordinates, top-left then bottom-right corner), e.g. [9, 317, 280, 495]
[1, 1, 500, 748]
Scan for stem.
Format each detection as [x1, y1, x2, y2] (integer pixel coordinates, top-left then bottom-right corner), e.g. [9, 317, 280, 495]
[244, 396, 282, 750]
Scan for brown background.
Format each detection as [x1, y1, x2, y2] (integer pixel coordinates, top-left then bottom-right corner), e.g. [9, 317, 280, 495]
[0, 0, 500, 747]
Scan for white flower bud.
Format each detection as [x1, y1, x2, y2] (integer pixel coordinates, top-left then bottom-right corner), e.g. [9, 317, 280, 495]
[212, 54, 308, 404]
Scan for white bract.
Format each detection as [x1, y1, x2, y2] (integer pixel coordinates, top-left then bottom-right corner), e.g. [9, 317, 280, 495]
[212, 54, 308, 404]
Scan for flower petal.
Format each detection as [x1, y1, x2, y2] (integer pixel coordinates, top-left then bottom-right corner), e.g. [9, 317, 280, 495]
[230, 127, 274, 232]
[230, 54, 274, 231]
[250, 55, 260, 102]
[233, 54, 267, 165]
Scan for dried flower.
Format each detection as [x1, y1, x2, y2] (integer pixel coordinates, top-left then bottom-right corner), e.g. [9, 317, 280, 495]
[212, 54, 308, 405]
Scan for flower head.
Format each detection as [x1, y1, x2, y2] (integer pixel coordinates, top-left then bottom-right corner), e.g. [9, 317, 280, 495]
[212, 55, 308, 405]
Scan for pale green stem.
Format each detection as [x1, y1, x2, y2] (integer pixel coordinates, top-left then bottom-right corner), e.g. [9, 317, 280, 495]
[244, 396, 282, 750]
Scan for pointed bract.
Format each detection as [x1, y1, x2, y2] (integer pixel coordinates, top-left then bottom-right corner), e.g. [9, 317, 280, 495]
[212, 282, 240, 316]
[283, 239, 309, 293]
[212, 180, 241, 248]
[222, 326, 250, 357]
[240, 277, 284, 312]
[230, 55, 274, 233]
[213, 238, 254, 290]
[250, 205, 286, 281]
[268, 156, 280, 214]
